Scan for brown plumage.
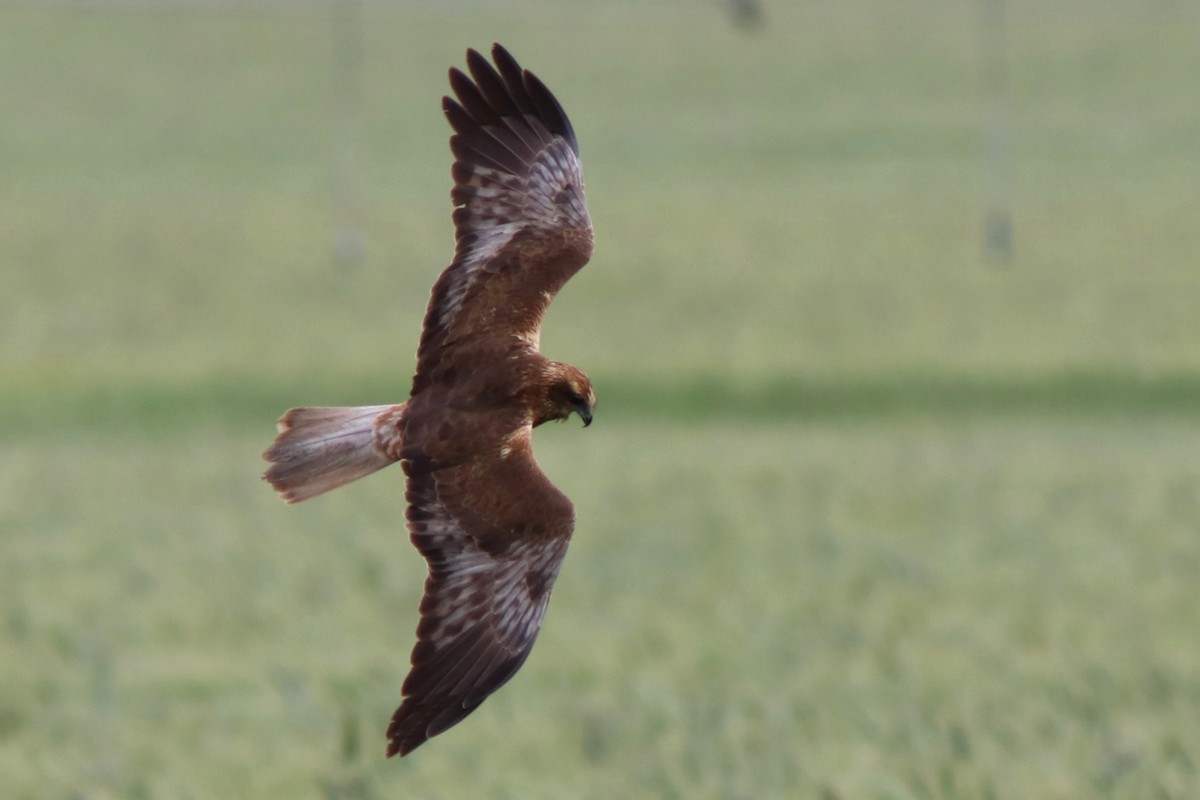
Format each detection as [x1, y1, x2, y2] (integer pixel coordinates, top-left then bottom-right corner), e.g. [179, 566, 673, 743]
[261, 44, 595, 758]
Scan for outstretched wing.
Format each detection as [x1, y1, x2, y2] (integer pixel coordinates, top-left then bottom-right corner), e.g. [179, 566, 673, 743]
[413, 44, 594, 395]
[387, 432, 573, 757]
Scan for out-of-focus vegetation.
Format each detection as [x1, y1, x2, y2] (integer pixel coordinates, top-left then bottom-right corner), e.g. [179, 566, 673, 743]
[2, 2, 1198, 798]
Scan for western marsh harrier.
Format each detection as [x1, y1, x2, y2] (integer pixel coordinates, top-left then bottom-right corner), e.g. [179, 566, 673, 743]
[262, 44, 595, 757]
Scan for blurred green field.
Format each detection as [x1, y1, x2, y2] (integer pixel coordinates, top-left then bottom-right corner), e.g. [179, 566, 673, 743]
[3, 1, 1200, 798]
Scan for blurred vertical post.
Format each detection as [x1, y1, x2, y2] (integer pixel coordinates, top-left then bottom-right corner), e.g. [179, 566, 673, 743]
[332, 0, 366, 270]
[979, 0, 1013, 265]
[724, 0, 765, 30]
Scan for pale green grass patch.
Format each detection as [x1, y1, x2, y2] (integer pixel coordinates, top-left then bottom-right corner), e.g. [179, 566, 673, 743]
[3, 1, 1199, 389]
[2, 419, 1198, 798]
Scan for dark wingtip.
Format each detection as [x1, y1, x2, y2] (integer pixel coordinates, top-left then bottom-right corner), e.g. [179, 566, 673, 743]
[386, 737, 418, 758]
[385, 712, 426, 758]
[446, 43, 578, 154]
[521, 68, 577, 153]
[490, 42, 516, 67]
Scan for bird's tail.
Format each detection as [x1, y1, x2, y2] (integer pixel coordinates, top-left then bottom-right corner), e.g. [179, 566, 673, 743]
[262, 404, 407, 503]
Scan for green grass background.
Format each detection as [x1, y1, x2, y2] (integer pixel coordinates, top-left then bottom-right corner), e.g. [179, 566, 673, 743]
[3, 1, 1199, 797]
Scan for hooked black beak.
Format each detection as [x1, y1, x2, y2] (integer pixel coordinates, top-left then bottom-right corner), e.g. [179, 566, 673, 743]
[575, 402, 593, 428]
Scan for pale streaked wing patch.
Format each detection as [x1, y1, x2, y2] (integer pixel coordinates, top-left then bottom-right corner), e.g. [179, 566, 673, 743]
[386, 484, 569, 757]
[412, 45, 593, 388]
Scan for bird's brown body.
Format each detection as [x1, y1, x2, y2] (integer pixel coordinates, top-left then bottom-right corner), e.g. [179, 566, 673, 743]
[262, 44, 595, 757]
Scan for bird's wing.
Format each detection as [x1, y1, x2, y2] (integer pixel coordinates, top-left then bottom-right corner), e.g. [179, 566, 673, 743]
[413, 44, 593, 394]
[386, 429, 574, 757]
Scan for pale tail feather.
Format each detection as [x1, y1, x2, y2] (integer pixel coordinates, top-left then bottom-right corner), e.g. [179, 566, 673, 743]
[263, 404, 406, 504]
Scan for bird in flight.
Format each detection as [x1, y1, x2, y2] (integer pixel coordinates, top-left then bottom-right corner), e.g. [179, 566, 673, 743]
[262, 44, 595, 757]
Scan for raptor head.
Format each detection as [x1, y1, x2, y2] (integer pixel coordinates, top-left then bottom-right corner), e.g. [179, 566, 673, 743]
[540, 362, 596, 428]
